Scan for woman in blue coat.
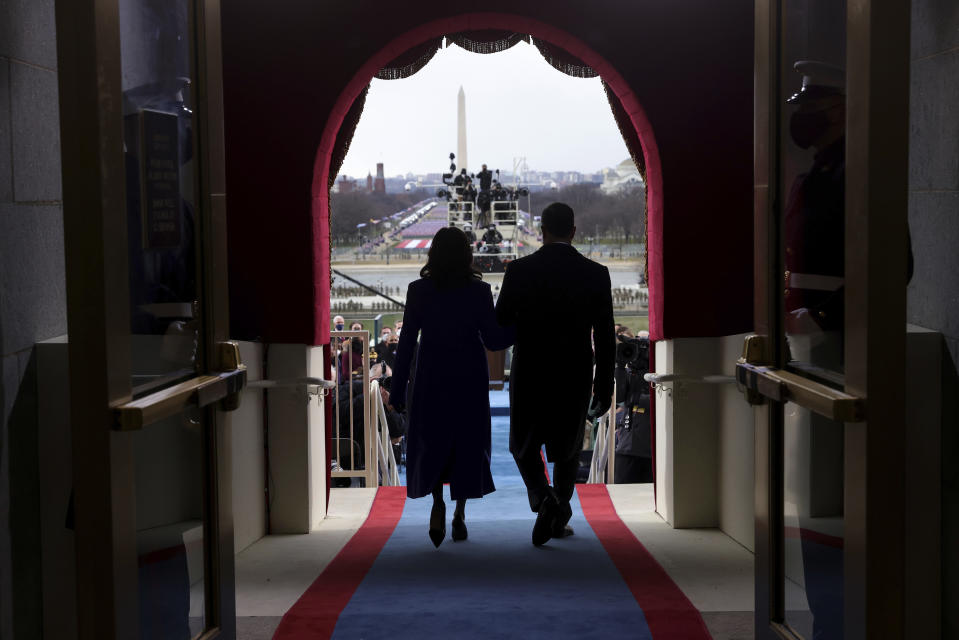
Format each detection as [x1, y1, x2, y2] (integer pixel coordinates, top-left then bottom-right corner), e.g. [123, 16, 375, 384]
[389, 227, 513, 547]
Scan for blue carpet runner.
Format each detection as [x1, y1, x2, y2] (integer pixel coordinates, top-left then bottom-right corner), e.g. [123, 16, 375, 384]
[274, 390, 712, 639]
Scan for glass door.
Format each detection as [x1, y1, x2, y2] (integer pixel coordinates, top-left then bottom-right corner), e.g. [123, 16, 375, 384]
[56, 0, 239, 637]
[749, 0, 910, 638]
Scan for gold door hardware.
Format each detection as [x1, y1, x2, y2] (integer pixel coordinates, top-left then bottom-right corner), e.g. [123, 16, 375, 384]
[735, 334, 866, 422]
[114, 341, 247, 430]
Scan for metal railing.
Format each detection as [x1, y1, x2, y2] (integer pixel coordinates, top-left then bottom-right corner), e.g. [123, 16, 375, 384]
[587, 381, 618, 484]
[330, 330, 400, 488]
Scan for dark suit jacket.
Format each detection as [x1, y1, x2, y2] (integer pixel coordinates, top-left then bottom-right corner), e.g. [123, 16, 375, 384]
[495, 243, 615, 460]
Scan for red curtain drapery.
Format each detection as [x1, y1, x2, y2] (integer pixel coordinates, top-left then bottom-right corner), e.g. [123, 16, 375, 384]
[328, 85, 370, 191]
[602, 80, 649, 282]
[327, 85, 370, 286]
[447, 30, 529, 54]
[375, 37, 443, 80]
[531, 37, 597, 78]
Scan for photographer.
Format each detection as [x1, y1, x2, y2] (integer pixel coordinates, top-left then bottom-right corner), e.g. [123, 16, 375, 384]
[476, 164, 493, 227]
[481, 225, 503, 253]
[613, 333, 653, 483]
[477, 163, 493, 192]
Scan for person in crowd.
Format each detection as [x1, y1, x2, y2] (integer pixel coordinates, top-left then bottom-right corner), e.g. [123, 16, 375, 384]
[394, 320, 403, 337]
[339, 332, 366, 380]
[379, 326, 393, 346]
[496, 201, 615, 546]
[350, 321, 363, 331]
[380, 332, 399, 369]
[333, 315, 345, 331]
[389, 227, 513, 547]
[616, 325, 634, 339]
[462, 222, 477, 247]
[378, 376, 407, 467]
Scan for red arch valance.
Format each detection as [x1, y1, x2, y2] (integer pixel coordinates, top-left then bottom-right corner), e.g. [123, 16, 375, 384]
[375, 38, 443, 80]
[531, 37, 597, 78]
[447, 30, 528, 54]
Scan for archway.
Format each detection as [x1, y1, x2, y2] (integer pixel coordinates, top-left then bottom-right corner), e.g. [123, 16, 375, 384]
[310, 13, 664, 343]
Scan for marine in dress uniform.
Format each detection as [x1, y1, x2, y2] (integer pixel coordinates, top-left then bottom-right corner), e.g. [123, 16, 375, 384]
[783, 61, 848, 369]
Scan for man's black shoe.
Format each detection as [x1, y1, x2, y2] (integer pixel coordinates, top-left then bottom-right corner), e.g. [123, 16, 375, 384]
[532, 498, 559, 546]
[552, 523, 574, 538]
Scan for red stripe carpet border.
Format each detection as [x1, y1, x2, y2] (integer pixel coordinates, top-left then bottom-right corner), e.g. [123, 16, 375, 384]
[272, 486, 406, 640]
[577, 484, 713, 640]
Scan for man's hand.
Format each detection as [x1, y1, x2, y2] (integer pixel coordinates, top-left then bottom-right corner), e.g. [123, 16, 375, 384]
[587, 394, 611, 419]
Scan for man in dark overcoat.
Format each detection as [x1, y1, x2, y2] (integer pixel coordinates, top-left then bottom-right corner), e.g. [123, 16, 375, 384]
[495, 202, 615, 545]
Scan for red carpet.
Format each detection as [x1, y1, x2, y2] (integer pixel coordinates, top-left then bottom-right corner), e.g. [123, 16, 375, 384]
[272, 486, 406, 640]
[577, 484, 713, 640]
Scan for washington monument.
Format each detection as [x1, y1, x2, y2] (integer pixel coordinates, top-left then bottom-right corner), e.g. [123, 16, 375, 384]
[457, 86, 467, 173]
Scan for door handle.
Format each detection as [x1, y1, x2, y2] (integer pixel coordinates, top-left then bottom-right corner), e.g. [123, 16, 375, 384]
[113, 341, 247, 430]
[734, 334, 866, 422]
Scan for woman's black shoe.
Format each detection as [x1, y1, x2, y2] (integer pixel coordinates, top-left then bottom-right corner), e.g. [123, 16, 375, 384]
[429, 501, 446, 548]
[451, 513, 468, 541]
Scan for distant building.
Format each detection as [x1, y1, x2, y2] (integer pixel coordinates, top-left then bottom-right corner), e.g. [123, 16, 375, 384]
[374, 163, 386, 193]
[337, 175, 356, 193]
[601, 158, 645, 194]
[366, 173, 373, 192]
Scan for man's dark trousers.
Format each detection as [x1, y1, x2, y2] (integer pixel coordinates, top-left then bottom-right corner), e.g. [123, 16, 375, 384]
[513, 431, 584, 515]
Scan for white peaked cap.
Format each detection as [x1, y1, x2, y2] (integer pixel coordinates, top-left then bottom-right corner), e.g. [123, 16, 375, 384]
[788, 60, 846, 103]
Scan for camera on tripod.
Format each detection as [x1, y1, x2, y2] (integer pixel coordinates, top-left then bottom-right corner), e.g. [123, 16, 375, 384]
[615, 335, 649, 371]
[615, 334, 650, 412]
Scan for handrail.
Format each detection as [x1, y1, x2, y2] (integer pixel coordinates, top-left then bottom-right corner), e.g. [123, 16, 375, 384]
[247, 377, 335, 390]
[643, 373, 736, 385]
[370, 379, 401, 486]
[331, 268, 406, 309]
[587, 381, 617, 483]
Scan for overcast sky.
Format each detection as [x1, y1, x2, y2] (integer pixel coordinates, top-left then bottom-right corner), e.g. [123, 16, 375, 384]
[338, 41, 631, 179]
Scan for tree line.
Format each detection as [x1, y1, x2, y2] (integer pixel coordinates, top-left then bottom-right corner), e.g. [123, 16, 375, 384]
[329, 183, 646, 245]
[537, 183, 646, 245]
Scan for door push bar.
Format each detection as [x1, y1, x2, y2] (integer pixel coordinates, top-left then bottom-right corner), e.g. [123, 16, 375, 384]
[114, 341, 248, 431]
[734, 334, 865, 423]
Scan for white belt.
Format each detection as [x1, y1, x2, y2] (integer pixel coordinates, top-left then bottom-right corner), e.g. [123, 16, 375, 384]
[787, 272, 844, 291]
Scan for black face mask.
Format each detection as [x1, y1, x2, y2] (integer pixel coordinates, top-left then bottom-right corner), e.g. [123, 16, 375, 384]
[789, 111, 831, 149]
[387, 343, 398, 354]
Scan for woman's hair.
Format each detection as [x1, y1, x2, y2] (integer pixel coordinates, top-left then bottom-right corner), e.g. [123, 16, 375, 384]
[419, 226, 481, 288]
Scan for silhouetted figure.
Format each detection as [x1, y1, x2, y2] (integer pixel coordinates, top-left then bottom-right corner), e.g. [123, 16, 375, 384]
[390, 227, 513, 547]
[496, 202, 615, 546]
[477, 163, 493, 191]
[476, 163, 493, 227]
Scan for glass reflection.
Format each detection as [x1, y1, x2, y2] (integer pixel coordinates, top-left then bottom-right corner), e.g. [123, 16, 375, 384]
[120, 0, 200, 394]
[783, 402, 844, 639]
[780, 3, 847, 637]
[134, 414, 207, 639]
[781, 0, 847, 376]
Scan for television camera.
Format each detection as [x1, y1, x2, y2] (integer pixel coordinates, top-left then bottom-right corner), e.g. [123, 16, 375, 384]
[615, 334, 651, 430]
[437, 152, 529, 273]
